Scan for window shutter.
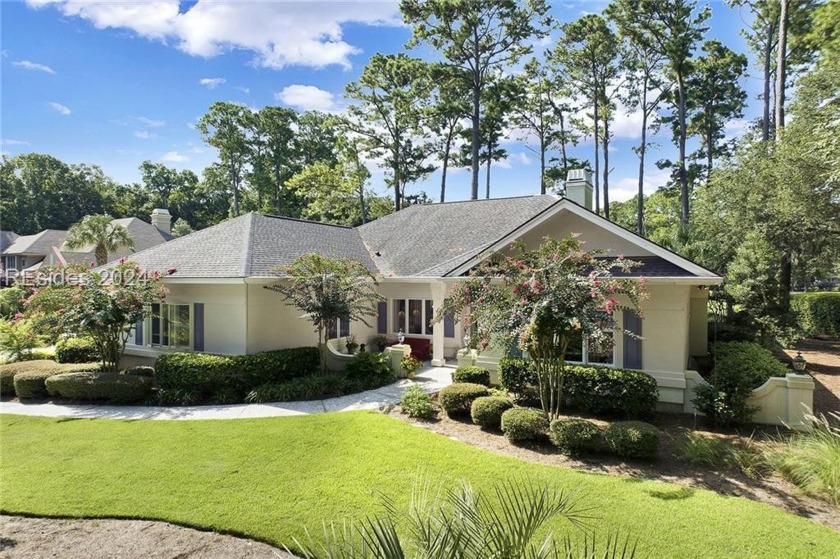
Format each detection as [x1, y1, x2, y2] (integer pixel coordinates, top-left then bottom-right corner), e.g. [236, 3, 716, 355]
[623, 311, 642, 370]
[444, 311, 455, 338]
[134, 320, 143, 346]
[377, 302, 387, 334]
[193, 303, 205, 352]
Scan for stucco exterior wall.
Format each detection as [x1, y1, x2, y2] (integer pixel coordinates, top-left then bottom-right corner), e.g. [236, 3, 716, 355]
[514, 212, 655, 257]
[689, 287, 710, 357]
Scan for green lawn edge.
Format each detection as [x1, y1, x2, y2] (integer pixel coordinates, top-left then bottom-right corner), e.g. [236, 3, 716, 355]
[1, 411, 838, 558]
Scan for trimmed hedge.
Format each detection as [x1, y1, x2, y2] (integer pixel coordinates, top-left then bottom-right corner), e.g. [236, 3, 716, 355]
[236, 347, 320, 386]
[470, 396, 513, 429]
[500, 408, 549, 443]
[563, 365, 659, 418]
[693, 341, 790, 427]
[438, 383, 490, 416]
[603, 421, 660, 459]
[15, 370, 67, 400]
[245, 375, 362, 403]
[56, 337, 100, 364]
[45, 372, 152, 403]
[498, 358, 537, 397]
[2, 360, 99, 399]
[549, 418, 602, 454]
[155, 353, 240, 402]
[453, 365, 491, 386]
[124, 366, 155, 378]
[792, 292, 840, 337]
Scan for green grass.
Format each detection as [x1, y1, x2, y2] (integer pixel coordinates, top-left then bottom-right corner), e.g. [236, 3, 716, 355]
[1, 412, 839, 558]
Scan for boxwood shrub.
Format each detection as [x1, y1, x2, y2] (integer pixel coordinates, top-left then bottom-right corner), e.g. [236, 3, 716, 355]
[453, 365, 491, 386]
[45, 372, 152, 404]
[563, 365, 658, 418]
[500, 407, 549, 443]
[792, 292, 840, 337]
[245, 375, 354, 403]
[498, 357, 537, 397]
[470, 396, 513, 429]
[550, 418, 602, 454]
[15, 370, 74, 400]
[155, 353, 239, 402]
[693, 341, 789, 427]
[603, 420, 660, 460]
[2, 360, 99, 399]
[438, 383, 490, 416]
[56, 337, 100, 364]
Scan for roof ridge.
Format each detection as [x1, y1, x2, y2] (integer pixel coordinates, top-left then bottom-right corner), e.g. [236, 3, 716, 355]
[259, 213, 354, 229]
[243, 213, 256, 277]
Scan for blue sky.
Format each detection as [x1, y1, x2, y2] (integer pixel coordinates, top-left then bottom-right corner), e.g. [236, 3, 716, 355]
[2, 0, 759, 204]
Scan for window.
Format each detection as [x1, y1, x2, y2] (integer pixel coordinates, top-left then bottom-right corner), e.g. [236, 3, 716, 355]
[564, 314, 615, 366]
[150, 303, 191, 349]
[327, 316, 350, 339]
[390, 298, 452, 338]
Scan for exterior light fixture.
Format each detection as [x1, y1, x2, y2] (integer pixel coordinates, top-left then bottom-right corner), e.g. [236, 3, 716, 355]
[792, 351, 807, 373]
[398, 328, 405, 344]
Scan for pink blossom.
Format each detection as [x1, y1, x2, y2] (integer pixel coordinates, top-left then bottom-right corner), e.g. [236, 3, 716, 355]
[166, 268, 177, 275]
[90, 262, 95, 267]
[119, 257, 126, 264]
[58, 309, 65, 315]
[13, 312, 23, 319]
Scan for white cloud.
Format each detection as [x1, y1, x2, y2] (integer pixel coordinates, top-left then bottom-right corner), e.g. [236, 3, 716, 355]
[1, 139, 30, 146]
[496, 152, 532, 170]
[724, 118, 750, 140]
[13, 60, 55, 74]
[275, 84, 338, 112]
[160, 150, 188, 162]
[235, 86, 250, 94]
[134, 130, 157, 139]
[610, 171, 672, 202]
[27, 0, 402, 69]
[48, 101, 71, 115]
[137, 116, 165, 127]
[199, 77, 226, 89]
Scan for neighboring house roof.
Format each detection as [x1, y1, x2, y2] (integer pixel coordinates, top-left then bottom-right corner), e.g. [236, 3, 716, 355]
[120, 213, 376, 278]
[358, 195, 558, 277]
[2, 229, 68, 256]
[59, 217, 172, 264]
[0, 231, 19, 253]
[115, 195, 721, 281]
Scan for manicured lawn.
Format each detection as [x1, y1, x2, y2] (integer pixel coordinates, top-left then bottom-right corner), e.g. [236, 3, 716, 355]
[1, 412, 838, 558]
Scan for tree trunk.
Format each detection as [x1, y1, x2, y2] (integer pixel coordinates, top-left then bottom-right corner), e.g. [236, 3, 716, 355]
[706, 107, 714, 184]
[393, 144, 401, 211]
[94, 245, 108, 267]
[230, 160, 240, 217]
[603, 118, 610, 220]
[762, 23, 773, 142]
[485, 146, 491, 199]
[440, 134, 452, 203]
[593, 97, 600, 215]
[358, 184, 367, 224]
[559, 112, 569, 178]
[637, 82, 648, 236]
[775, 0, 789, 141]
[779, 252, 792, 311]
[539, 134, 546, 195]
[677, 77, 689, 231]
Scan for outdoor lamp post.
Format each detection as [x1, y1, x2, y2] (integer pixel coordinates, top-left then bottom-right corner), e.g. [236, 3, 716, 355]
[792, 351, 807, 373]
[398, 328, 405, 344]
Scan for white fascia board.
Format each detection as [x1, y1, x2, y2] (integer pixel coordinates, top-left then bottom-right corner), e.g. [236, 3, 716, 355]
[162, 277, 246, 285]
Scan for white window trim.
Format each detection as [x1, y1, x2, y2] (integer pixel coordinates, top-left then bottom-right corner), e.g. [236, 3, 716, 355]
[391, 298, 435, 338]
[146, 302, 194, 351]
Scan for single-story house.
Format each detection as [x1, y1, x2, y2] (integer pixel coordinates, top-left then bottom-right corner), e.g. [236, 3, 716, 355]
[119, 171, 725, 411]
[2, 210, 173, 282]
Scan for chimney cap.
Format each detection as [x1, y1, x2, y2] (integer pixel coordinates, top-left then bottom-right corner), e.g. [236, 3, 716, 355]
[151, 208, 171, 216]
[567, 168, 592, 182]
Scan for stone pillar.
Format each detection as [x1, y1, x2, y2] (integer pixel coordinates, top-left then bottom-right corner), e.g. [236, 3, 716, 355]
[431, 282, 446, 367]
[384, 344, 411, 378]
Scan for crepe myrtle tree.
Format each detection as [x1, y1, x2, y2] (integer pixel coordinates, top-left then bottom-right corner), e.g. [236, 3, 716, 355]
[25, 260, 170, 373]
[265, 253, 383, 374]
[437, 236, 645, 419]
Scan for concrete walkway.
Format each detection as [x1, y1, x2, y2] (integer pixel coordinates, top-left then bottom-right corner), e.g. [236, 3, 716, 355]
[0, 366, 453, 421]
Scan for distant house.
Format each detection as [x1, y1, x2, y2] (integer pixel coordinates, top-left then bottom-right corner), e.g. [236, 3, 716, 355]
[118, 172, 723, 412]
[1, 210, 173, 282]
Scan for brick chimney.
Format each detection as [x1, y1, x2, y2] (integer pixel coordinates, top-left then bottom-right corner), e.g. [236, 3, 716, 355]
[564, 169, 593, 211]
[151, 208, 172, 235]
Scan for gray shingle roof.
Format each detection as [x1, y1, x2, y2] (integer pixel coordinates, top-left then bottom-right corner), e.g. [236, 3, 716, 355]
[596, 256, 692, 277]
[60, 218, 171, 263]
[358, 195, 559, 277]
[121, 213, 376, 278]
[3, 230, 68, 256]
[0, 231, 18, 253]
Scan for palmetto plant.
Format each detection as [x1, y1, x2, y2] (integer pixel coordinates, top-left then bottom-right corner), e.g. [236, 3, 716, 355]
[65, 214, 134, 266]
[292, 479, 636, 559]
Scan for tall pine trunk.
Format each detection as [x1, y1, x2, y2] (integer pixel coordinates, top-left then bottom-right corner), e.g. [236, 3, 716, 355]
[593, 97, 600, 214]
[440, 135, 452, 203]
[706, 106, 714, 184]
[539, 134, 546, 195]
[762, 23, 774, 142]
[603, 117, 610, 220]
[637, 79, 649, 236]
[485, 147, 491, 199]
[677, 76, 689, 231]
[775, 0, 788, 141]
